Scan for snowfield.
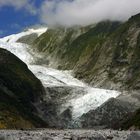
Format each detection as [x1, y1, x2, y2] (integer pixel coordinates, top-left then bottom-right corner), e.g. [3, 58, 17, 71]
[0, 28, 47, 43]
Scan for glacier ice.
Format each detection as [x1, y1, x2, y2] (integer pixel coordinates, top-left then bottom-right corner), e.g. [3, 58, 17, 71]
[0, 28, 121, 119]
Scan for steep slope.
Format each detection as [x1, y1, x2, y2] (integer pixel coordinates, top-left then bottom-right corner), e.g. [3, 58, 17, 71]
[16, 28, 48, 45]
[32, 21, 121, 70]
[32, 25, 96, 68]
[74, 13, 140, 91]
[32, 14, 140, 91]
[31, 13, 140, 129]
[0, 48, 46, 129]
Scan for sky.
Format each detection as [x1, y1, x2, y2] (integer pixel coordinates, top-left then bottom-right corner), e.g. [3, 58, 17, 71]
[0, 0, 40, 37]
[0, 0, 140, 37]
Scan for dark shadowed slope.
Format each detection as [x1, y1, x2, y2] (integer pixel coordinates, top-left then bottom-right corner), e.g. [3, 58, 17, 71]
[0, 48, 46, 129]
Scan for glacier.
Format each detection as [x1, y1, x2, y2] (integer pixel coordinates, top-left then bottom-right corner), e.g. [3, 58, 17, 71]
[0, 28, 121, 119]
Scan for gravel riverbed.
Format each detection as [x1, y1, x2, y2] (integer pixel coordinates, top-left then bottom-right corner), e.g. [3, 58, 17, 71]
[0, 129, 140, 140]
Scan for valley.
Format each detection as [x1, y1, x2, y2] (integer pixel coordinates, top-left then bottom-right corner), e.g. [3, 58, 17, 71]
[0, 27, 120, 128]
[0, 13, 140, 140]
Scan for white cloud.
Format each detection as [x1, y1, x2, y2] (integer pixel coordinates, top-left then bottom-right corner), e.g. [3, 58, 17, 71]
[40, 0, 140, 27]
[0, 0, 36, 15]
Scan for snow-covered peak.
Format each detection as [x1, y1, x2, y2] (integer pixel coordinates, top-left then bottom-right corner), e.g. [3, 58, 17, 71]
[0, 27, 47, 43]
[27, 28, 48, 36]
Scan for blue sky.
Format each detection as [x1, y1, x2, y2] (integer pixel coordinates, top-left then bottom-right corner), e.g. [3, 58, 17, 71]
[0, 0, 140, 37]
[0, 0, 43, 37]
[0, 6, 38, 37]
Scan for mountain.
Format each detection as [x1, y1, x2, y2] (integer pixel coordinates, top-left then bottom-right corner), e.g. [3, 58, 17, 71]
[27, 13, 140, 129]
[0, 48, 46, 129]
[31, 14, 140, 91]
[8, 26, 120, 129]
[0, 13, 140, 130]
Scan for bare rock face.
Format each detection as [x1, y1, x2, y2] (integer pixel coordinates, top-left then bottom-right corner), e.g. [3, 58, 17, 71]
[79, 97, 138, 129]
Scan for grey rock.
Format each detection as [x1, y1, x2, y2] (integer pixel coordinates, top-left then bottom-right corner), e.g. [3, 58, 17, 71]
[0, 129, 137, 140]
[127, 132, 140, 140]
[80, 98, 136, 129]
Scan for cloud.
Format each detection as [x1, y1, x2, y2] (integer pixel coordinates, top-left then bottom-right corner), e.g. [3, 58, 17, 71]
[0, 0, 37, 15]
[40, 0, 140, 27]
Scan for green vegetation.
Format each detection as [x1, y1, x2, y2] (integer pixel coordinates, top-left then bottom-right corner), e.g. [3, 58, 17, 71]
[33, 21, 120, 70]
[17, 33, 38, 45]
